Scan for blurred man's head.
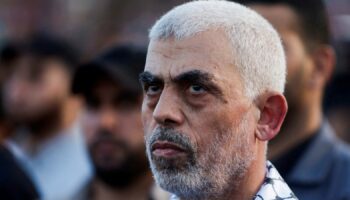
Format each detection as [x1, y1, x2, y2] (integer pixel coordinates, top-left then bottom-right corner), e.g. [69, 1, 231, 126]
[0, 34, 78, 125]
[73, 46, 148, 188]
[241, 0, 335, 112]
[140, 1, 287, 199]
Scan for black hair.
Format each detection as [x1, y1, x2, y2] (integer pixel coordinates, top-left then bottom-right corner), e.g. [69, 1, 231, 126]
[0, 33, 79, 73]
[72, 45, 146, 96]
[235, 0, 331, 52]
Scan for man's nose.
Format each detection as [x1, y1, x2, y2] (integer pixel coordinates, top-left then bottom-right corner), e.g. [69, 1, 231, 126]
[99, 108, 119, 131]
[152, 89, 184, 126]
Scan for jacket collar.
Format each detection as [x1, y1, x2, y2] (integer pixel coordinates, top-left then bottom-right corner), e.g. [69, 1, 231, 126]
[287, 120, 337, 185]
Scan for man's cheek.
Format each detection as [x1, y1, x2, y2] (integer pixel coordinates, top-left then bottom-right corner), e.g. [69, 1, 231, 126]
[141, 114, 154, 136]
[82, 114, 99, 143]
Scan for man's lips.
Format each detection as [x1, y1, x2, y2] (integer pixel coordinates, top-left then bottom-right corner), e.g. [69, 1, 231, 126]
[151, 141, 187, 158]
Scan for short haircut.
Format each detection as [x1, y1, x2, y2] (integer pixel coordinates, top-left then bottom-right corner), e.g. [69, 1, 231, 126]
[236, 0, 331, 52]
[149, 0, 286, 99]
[0, 33, 79, 74]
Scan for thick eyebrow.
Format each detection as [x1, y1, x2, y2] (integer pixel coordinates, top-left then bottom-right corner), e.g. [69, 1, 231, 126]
[173, 70, 213, 83]
[139, 71, 163, 85]
[173, 70, 226, 102]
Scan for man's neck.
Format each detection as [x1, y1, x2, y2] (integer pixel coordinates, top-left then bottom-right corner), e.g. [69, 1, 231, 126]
[268, 102, 322, 160]
[225, 147, 267, 200]
[92, 171, 154, 200]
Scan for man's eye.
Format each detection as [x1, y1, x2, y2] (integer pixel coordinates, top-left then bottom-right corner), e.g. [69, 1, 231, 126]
[189, 84, 206, 94]
[146, 85, 162, 95]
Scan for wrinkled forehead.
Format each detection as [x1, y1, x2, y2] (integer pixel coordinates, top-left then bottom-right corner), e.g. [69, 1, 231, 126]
[145, 30, 242, 86]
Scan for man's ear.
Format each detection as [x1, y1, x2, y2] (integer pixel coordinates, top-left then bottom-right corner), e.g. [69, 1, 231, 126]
[255, 93, 288, 141]
[309, 45, 335, 89]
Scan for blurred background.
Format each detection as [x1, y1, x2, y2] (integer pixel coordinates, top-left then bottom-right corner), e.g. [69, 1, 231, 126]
[0, 0, 349, 199]
[0, 0, 190, 59]
[0, 0, 347, 59]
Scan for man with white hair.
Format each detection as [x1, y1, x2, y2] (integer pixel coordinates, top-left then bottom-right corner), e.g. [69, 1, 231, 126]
[139, 1, 298, 200]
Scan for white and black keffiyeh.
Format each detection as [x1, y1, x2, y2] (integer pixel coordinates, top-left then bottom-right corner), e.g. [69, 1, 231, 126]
[253, 161, 298, 200]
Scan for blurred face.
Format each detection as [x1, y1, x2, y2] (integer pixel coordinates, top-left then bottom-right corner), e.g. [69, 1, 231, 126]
[3, 56, 71, 123]
[82, 79, 148, 187]
[141, 30, 258, 199]
[251, 4, 313, 110]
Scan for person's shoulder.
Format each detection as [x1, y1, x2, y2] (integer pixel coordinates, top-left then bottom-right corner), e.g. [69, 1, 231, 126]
[330, 134, 350, 161]
[0, 144, 40, 199]
[319, 121, 350, 161]
[309, 125, 350, 199]
[327, 134, 350, 197]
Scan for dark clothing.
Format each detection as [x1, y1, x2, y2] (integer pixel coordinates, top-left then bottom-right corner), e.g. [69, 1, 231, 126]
[274, 120, 350, 200]
[0, 144, 39, 200]
[273, 131, 317, 178]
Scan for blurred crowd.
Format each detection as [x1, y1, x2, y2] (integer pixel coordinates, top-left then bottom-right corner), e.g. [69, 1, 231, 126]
[0, 0, 349, 200]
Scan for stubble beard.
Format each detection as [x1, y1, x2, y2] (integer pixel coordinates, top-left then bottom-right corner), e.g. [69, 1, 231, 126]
[145, 116, 255, 200]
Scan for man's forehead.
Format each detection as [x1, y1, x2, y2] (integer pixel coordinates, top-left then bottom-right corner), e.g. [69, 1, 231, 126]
[92, 79, 137, 95]
[147, 38, 205, 57]
[12, 55, 66, 74]
[146, 31, 234, 66]
[146, 55, 229, 82]
[89, 81, 141, 103]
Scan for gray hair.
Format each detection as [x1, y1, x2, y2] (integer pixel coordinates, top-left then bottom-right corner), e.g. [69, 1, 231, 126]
[149, 0, 286, 99]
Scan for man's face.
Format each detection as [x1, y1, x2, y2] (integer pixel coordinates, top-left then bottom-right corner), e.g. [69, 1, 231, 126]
[3, 56, 71, 123]
[82, 79, 148, 187]
[141, 30, 258, 198]
[251, 4, 313, 110]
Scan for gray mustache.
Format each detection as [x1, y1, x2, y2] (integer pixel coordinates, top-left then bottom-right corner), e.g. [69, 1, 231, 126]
[148, 127, 195, 154]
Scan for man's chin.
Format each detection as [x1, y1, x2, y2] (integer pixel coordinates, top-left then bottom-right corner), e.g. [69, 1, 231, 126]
[94, 161, 145, 188]
[95, 169, 133, 188]
[93, 154, 150, 188]
[150, 162, 209, 200]
[92, 153, 128, 172]
[8, 106, 61, 127]
[151, 153, 194, 172]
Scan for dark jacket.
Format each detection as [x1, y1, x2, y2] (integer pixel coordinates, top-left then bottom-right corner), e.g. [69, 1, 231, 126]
[286, 121, 350, 200]
[0, 144, 39, 200]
